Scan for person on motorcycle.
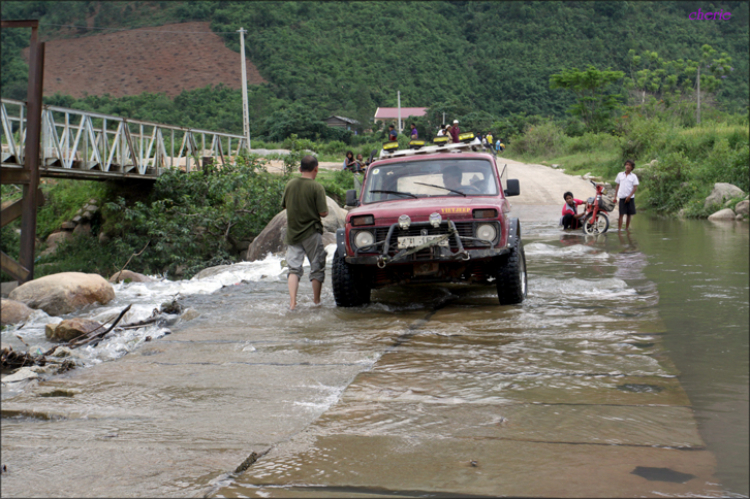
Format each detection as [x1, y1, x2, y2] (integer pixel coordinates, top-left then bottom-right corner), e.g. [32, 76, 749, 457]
[561, 191, 586, 229]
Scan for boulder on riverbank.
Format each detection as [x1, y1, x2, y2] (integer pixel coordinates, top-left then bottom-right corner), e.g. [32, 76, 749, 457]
[245, 196, 345, 262]
[46, 318, 103, 342]
[1, 299, 33, 326]
[707, 208, 737, 221]
[9, 272, 115, 316]
[108, 270, 153, 283]
[40, 231, 75, 257]
[704, 183, 745, 209]
[734, 200, 749, 217]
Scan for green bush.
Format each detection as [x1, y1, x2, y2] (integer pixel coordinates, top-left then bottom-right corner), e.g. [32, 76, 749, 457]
[317, 169, 357, 205]
[507, 122, 567, 157]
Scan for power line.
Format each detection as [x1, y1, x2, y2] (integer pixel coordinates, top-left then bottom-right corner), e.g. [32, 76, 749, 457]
[38, 23, 241, 34]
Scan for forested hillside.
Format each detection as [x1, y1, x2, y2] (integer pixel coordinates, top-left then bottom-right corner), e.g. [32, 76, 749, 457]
[1, 0, 748, 138]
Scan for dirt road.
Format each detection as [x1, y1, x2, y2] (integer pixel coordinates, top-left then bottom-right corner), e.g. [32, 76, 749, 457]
[499, 157, 618, 222]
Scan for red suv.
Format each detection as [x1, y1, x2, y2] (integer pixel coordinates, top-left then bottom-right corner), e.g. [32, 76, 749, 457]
[333, 141, 526, 307]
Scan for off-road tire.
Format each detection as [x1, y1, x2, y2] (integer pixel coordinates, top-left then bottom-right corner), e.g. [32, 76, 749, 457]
[495, 235, 527, 305]
[332, 252, 372, 307]
[583, 212, 609, 234]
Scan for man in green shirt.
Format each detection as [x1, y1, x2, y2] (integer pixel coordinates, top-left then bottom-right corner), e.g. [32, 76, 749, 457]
[282, 155, 329, 310]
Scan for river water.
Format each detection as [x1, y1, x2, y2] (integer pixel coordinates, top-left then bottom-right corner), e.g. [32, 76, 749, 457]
[1, 215, 747, 498]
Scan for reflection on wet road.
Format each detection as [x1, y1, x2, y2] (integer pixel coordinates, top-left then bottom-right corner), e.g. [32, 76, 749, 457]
[216, 223, 721, 498]
[2, 217, 746, 498]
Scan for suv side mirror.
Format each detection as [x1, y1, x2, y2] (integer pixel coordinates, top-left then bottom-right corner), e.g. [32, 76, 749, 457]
[504, 179, 520, 197]
[345, 189, 360, 207]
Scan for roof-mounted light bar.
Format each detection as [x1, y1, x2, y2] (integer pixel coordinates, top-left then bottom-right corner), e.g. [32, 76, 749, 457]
[378, 137, 493, 159]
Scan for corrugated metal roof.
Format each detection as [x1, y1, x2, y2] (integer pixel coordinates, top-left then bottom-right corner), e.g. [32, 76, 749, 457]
[325, 115, 360, 124]
[374, 107, 428, 119]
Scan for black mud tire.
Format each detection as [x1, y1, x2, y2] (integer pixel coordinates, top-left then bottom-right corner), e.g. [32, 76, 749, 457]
[583, 212, 609, 235]
[495, 236, 527, 305]
[332, 252, 372, 307]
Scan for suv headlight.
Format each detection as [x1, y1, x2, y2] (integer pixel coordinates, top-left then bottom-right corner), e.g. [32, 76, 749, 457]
[476, 223, 497, 242]
[353, 230, 375, 249]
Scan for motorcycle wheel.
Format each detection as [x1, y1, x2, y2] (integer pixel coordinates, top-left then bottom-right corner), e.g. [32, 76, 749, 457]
[583, 212, 609, 234]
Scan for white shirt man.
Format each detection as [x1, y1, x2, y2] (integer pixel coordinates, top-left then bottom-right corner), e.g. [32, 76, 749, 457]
[614, 160, 639, 231]
[615, 170, 639, 199]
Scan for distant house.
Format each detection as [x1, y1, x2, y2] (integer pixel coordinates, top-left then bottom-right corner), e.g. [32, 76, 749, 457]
[324, 115, 360, 131]
[374, 107, 428, 131]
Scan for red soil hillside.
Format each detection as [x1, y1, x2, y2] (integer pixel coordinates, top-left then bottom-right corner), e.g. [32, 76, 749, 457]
[23, 22, 266, 99]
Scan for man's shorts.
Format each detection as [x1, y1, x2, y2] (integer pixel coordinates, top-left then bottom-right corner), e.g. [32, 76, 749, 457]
[286, 232, 327, 283]
[619, 198, 636, 216]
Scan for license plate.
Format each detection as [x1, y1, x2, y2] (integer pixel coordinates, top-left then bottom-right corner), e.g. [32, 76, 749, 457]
[397, 235, 449, 249]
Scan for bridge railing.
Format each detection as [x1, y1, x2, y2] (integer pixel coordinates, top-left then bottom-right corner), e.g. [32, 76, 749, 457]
[1, 98, 250, 180]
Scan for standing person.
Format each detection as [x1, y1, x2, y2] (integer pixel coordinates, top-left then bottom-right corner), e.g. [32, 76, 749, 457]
[410, 123, 419, 140]
[496, 138, 505, 153]
[486, 131, 494, 148]
[282, 155, 329, 310]
[450, 120, 460, 143]
[561, 191, 586, 229]
[614, 159, 639, 231]
[388, 124, 398, 142]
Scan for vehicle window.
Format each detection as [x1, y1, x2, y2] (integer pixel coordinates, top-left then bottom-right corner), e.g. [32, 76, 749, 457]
[363, 159, 498, 203]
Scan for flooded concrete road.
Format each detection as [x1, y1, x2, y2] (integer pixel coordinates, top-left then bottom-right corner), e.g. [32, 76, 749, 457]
[2, 194, 747, 497]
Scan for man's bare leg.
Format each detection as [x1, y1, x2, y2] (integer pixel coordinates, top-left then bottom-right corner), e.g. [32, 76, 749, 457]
[312, 279, 322, 305]
[288, 274, 300, 310]
[618, 214, 624, 231]
[625, 214, 632, 231]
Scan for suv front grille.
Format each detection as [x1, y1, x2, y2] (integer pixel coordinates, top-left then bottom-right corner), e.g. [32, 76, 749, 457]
[372, 221, 479, 256]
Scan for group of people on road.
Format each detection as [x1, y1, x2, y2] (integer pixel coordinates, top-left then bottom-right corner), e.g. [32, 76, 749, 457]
[561, 159, 639, 232]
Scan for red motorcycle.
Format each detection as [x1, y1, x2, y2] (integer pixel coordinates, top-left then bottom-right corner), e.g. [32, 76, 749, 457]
[582, 180, 615, 234]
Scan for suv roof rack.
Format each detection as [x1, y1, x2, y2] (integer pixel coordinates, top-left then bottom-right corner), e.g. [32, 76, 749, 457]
[378, 138, 495, 159]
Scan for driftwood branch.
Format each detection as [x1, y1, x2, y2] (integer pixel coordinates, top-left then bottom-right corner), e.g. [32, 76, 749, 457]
[114, 241, 150, 283]
[65, 304, 133, 350]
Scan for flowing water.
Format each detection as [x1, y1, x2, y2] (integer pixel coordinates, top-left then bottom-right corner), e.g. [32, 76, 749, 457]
[1, 215, 747, 498]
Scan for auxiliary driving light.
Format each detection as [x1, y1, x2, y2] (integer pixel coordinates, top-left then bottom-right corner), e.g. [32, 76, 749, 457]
[477, 223, 497, 242]
[398, 214, 411, 230]
[429, 212, 442, 228]
[354, 230, 375, 249]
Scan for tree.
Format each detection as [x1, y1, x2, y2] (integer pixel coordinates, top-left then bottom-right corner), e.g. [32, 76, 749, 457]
[549, 66, 624, 132]
[686, 45, 733, 124]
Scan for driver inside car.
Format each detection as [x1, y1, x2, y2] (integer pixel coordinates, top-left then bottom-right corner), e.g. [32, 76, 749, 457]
[442, 166, 464, 191]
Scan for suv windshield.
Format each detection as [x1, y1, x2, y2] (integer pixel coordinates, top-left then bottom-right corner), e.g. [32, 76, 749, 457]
[363, 159, 498, 204]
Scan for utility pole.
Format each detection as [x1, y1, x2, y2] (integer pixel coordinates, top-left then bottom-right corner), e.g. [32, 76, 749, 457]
[397, 90, 402, 133]
[696, 64, 701, 125]
[238, 27, 251, 150]
[442, 112, 445, 126]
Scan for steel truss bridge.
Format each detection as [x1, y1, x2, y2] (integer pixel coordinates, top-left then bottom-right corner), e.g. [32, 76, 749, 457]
[1, 98, 250, 183]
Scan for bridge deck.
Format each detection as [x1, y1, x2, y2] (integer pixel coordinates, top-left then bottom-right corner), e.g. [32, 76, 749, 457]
[1, 98, 249, 182]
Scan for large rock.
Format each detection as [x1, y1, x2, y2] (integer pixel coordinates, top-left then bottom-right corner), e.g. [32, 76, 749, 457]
[192, 264, 234, 280]
[245, 210, 288, 262]
[322, 196, 347, 233]
[40, 231, 74, 257]
[704, 183, 746, 209]
[9, 272, 115, 316]
[245, 196, 345, 262]
[734, 200, 749, 216]
[1, 298, 33, 326]
[108, 270, 153, 283]
[707, 208, 737, 221]
[46, 318, 103, 342]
